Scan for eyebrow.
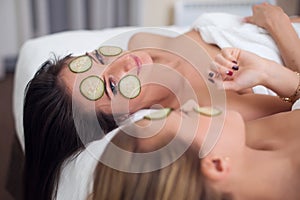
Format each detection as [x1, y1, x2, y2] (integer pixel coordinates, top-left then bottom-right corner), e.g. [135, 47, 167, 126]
[85, 52, 98, 63]
[95, 50, 105, 64]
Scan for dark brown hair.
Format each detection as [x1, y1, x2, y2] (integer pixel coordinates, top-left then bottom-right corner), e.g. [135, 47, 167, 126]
[23, 55, 117, 200]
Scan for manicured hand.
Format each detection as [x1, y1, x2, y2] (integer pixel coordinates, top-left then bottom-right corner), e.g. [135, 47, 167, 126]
[211, 48, 275, 91]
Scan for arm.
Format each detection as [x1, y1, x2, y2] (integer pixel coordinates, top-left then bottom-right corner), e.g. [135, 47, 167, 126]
[213, 48, 300, 102]
[244, 3, 300, 71]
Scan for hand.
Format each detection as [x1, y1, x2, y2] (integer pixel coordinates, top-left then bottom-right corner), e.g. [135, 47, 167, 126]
[211, 48, 274, 91]
[244, 3, 289, 30]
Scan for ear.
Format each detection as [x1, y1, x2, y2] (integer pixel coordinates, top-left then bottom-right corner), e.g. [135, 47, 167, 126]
[201, 156, 231, 182]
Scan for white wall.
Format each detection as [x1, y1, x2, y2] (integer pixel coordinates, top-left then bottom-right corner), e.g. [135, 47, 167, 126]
[135, 0, 300, 27]
[277, 0, 299, 16]
[0, 1, 18, 78]
[0, 0, 32, 79]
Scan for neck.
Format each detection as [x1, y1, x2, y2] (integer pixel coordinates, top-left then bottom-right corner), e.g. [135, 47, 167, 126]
[230, 147, 298, 200]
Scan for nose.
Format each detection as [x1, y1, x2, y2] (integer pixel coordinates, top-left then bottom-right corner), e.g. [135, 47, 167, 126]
[104, 53, 139, 79]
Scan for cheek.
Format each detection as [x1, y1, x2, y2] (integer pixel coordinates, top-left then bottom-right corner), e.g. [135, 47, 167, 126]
[139, 52, 153, 65]
[140, 84, 175, 102]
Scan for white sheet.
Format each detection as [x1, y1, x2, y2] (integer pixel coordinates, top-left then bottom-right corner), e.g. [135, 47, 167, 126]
[292, 99, 300, 110]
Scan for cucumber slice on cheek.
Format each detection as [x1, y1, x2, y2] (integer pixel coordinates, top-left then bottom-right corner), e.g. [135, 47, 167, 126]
[118, 75, 141, 99]
[193, 106, 222, 116]
[69, 56, 92, 73]
[98, 46, 123, 57]
[144, 108, 172, 120]
[80, 76, 105, 101]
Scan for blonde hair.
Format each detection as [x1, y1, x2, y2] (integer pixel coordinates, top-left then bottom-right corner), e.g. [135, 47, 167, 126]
[91, 129, 231, 200]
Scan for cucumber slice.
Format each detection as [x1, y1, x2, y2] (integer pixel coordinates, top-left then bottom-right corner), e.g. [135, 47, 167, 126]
[80, 76, 104, 101]
[118, 75, 141, 99]
[98, 46, 122, 57]
[193, 106, 222, 116]
[144, 108, 172, 120]
[69, 56, 92, 73]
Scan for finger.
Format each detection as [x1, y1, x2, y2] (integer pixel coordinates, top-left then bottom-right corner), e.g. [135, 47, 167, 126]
[211, 61, 234, 80]
[215, 53, 238, 72]
[243, 16, 254, 24]
[262, 2, 269, 6]
[221, 48, 240, 65]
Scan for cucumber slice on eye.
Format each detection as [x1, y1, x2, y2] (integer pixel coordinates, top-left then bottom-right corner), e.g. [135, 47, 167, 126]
[118, 75, 141, 99]
[144, 108, 172, 120]
[69, 56, 92, 73]
[98, 46, 123, 57]
[80, 76, 104, 101]
[193, 106, 222, 116]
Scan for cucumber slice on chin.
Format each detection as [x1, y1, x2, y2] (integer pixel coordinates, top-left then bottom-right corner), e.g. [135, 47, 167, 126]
[144, 108, 172, 120]
[98, 46, 122, 57]
[80, 76, 104, 101]
[193, 106, 222, 116]
[69, 56, 92, 73]
[118, 75, 141, 99]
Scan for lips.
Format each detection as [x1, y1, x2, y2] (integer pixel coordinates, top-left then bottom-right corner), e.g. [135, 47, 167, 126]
[130, 54, 142, 75]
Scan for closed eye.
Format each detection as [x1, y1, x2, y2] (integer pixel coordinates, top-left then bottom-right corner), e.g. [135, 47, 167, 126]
[109, 77, 118, 96]
[95, 50, 104, 64]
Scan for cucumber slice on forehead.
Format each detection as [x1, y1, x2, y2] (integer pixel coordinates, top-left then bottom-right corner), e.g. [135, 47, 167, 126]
[98, 46, 122, 57]
[144, 108, 172, 120]
[69, 56, 92, 73]
[193, 106, 222, 116]
[80, 76, 104, 101]
[118, 75, 141, 99]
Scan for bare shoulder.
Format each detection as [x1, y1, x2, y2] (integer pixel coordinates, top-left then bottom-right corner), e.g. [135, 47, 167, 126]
[182, 30, 220, 58]
[246, 110, 300, 149]
[127, 32, 172, 50]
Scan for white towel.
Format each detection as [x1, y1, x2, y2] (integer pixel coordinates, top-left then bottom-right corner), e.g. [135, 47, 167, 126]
[193, 13, 300, 95]
[292, 99, 300, 110]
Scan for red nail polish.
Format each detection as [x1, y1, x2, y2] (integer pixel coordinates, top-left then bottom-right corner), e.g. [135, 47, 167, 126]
[226, 70, 233, 76]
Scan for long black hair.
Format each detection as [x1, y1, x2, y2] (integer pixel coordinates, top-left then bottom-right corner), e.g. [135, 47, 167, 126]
[23, 55, 117, 200]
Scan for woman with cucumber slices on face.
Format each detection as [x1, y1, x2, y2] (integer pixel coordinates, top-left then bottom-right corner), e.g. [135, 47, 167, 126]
[23, 22, 293, 200]
[89, 48, 300, 200]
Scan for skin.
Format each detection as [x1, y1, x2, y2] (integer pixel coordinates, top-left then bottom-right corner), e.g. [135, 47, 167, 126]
[244, 2, 300, 72]
[129, 46, 300, 199]
[61, 2, 300, 121]
[60, 29, 290, 121]
[207, 47, 300, 199]
[128, 71, 300, 200]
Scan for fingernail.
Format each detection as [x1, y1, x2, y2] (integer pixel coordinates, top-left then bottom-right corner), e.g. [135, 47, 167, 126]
[226, 70, 233, 76]
[232, 65, 239, 71]
[208, 72, 215, 78]
[232, 61, 238, 64]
